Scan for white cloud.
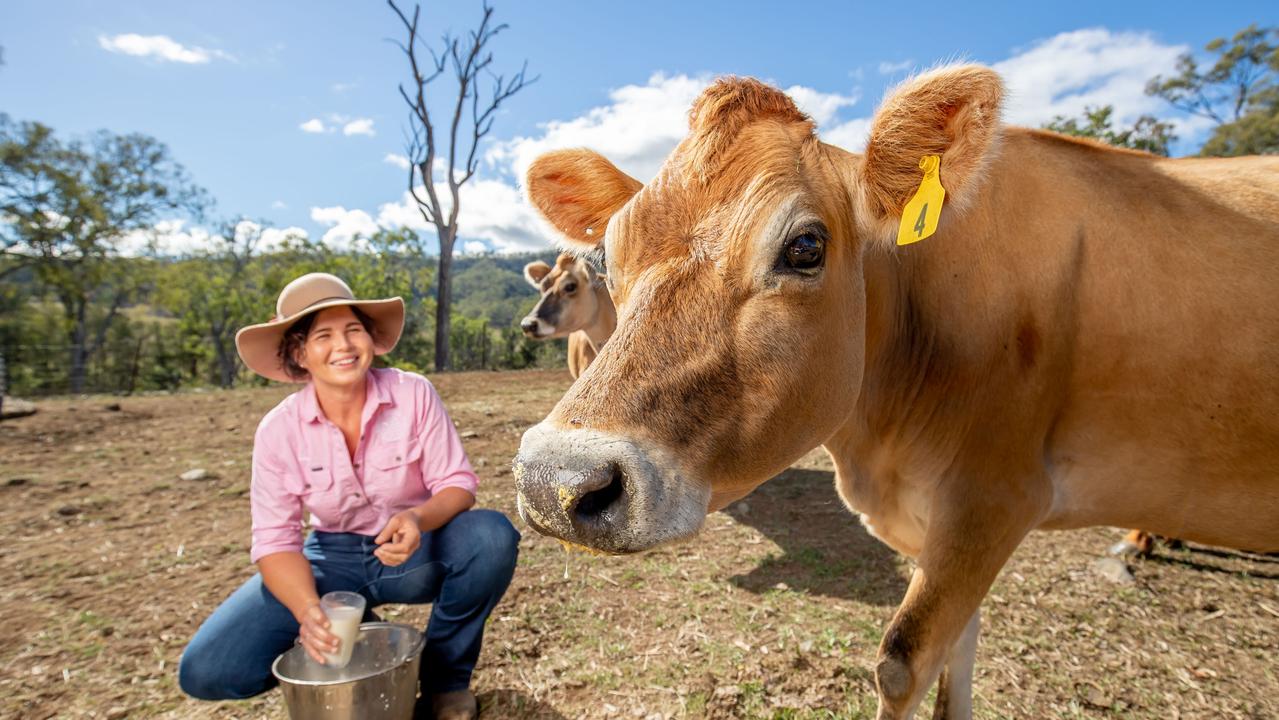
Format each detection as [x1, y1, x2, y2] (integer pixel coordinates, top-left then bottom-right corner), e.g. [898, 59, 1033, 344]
[118, 219, 210, 255]
[271, 200, 288, 210]
[332, 82, 357, 93]
[784, 85, 859, 126]
[878, 59, 914, 75]
[821, 117, 874, 152]
[488, 72, 707, 184]
[375, 178, 556, 253]
[258, 225, 310, 251]
[342, 118, 375, 137]
[463, 241, 489, 255]
[487, 73, 860, 186]
[822, 28, 1208, 153]
[300, 118, 327, 134]
[310, 206, 378, 248]
[994, 28, 1200, 134]
[98, 34, 229, 64]
[384, 153, 411, 170]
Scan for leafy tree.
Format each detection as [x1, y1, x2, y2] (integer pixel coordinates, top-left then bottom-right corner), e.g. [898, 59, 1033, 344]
[157, 219, 299, 387]
[1147, 24, 1279, 156]
[1043, 105, 1176, 156]
[389, 0, 533, 371]
[0, 117, 206, 392]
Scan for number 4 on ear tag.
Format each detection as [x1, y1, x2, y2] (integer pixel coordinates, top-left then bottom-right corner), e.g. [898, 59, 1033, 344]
[896, 155, 945, 246]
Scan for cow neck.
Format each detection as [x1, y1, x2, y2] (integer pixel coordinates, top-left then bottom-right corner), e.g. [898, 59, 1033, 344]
[856, 244, 953, 432]
[580, 282, 617, 353]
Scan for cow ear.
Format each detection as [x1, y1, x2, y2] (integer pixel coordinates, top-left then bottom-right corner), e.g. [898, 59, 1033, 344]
[524, 261, 552, 288]
[857, 65, 1003, 240]
[526, 149, 642, 252]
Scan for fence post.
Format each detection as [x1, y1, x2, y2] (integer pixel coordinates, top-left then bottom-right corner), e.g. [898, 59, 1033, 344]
[0, 349, 6, 417]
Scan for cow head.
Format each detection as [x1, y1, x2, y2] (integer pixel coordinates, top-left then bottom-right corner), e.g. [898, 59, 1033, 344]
[520, 253, 606, 339]
[514, 66, 1003, 553]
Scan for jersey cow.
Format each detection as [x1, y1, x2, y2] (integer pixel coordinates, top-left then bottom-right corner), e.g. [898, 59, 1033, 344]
[512, 65, 1279, 719]
[521, 253, 617, 379]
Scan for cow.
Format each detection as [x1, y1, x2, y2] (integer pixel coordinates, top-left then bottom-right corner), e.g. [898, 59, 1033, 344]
[511, 65, 1279, 720]
[521, 252, 618, 379]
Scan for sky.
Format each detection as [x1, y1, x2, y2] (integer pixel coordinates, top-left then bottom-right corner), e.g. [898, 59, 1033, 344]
[2, 0, 1273, 255]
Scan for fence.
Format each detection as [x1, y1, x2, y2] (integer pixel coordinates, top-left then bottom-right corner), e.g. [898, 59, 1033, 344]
[0, 322, 567, 398]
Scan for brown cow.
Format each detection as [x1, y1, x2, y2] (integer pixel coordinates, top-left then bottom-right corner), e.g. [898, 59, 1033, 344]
[521, 253, 617, 379]
[512, 65, 1279, 719]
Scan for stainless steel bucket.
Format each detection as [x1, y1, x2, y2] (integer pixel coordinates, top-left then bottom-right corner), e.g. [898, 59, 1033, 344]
[271, 622, 424, 720]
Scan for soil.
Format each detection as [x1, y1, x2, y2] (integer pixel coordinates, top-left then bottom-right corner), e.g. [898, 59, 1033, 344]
[0, 369, 1275, 719]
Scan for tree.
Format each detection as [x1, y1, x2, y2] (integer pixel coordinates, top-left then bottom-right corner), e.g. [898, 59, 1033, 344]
[389, 0, 532, 371]
[1043, 105, 1176, 156]
[1147, 24, 1279, 156]
[157, 219, 296, 387]
[0, 117, 206, 392]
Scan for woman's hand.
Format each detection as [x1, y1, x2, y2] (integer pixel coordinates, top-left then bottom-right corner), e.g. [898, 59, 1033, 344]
[373, 510, 422, 566]
[296, 601, 340, 664]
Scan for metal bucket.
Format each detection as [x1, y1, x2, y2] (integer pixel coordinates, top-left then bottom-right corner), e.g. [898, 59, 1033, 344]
[272, 622, 424, 720]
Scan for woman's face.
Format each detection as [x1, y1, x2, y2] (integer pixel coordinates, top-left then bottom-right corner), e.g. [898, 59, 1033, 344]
[297, 306, 375, 390]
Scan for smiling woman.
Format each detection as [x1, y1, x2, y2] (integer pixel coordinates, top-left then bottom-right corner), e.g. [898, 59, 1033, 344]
[176, 273, 519, 720]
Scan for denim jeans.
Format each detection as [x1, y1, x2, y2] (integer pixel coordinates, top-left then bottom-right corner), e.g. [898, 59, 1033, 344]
[178, 508, 519, 700]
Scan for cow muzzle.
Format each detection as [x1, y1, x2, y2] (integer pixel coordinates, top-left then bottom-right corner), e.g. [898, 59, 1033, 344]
[512, 423, 710, 554]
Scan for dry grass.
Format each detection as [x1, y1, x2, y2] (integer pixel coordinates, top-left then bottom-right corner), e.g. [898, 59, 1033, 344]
[0, 369, 1275, 719]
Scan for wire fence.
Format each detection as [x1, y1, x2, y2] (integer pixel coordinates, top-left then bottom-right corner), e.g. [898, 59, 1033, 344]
[0, 321, 566, 399]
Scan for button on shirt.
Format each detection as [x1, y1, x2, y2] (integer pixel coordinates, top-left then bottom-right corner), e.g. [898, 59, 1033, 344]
[249, 367, 479, 563]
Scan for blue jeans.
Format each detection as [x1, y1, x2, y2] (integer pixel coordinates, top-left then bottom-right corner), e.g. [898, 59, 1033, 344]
[178, 509, 519, 700]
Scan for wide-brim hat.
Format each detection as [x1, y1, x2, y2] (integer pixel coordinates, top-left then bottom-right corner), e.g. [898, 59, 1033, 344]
[235, 272, 405, 383]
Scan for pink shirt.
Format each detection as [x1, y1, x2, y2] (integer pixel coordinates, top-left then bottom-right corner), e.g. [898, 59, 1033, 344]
[249, 367, 479, 563]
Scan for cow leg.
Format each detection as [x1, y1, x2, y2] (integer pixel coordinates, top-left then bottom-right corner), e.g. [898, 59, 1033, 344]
[931, 611, 980, 720]
[874, 496, 1037, 720]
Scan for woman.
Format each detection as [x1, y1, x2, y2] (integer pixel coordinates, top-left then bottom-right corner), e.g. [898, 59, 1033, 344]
[178, 272, 518, 720]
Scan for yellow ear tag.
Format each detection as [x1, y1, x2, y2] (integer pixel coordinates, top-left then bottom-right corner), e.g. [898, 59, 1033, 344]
[896, 155, 945, 246]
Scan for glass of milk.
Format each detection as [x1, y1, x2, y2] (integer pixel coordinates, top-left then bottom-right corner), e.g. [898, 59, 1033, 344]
[318, 591, 365, 669]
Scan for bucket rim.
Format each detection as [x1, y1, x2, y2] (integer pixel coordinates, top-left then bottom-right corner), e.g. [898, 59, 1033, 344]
[270, 621, 425, 687]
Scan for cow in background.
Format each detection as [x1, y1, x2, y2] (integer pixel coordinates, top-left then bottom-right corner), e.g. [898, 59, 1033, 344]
[521, 253, 617, 379]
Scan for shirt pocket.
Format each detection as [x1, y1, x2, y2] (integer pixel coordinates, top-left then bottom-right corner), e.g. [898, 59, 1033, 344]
[371, 438, 425, 505]
[298, 456, 341, 523]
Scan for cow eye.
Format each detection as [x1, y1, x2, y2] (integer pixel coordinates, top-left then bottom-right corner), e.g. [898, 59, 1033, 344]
[783, 232, 824, 271]
[563, 282, 578, 294]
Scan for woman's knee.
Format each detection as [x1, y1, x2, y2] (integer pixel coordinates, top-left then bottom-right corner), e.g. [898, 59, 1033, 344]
[179, 644, 275, 700]
[468, 509, 520, 566]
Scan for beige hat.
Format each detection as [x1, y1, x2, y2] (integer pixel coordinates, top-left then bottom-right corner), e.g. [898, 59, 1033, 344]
[235, 273, 405, 383]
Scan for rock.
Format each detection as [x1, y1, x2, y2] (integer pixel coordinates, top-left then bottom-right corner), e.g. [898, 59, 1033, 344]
[735, 501, 750, 515]
[1107, 540, 1141, 557]
[460, 430, 479, 439]
[0, 396, 37, 420]
[56, 505, 82, 517]
[5, 478, 30, 487]
[179, 468, 211, 482]
[105, 707, 128, 720]
[1092, 557, 1135, 584]
[104, 403, 122, 412]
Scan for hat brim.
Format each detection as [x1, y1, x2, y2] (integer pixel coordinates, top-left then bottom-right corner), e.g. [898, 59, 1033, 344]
[235, 297, 406, 383]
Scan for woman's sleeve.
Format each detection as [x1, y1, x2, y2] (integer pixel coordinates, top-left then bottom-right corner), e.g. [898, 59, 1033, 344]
[249, 422, 305, 563]
[417, 380, 479, 498]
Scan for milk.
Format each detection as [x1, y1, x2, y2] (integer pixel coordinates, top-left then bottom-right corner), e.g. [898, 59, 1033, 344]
[321, 605, 362, 668]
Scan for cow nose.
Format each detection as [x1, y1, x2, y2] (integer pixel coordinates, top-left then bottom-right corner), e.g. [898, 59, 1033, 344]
[520, 317, 539, 336]
[515, 458, 630, 544]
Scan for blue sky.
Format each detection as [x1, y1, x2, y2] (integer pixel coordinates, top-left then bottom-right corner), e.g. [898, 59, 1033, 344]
[3, 0, 1273, 254]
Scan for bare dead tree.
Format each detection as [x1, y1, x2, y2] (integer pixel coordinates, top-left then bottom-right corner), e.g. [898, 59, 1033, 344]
[389, 0, 532, 371]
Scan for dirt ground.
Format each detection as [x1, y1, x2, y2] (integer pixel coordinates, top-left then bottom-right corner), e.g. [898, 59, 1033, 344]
[1, 369, 1276, 719]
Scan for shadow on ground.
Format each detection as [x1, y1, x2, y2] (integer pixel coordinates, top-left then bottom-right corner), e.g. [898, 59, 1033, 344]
[478, 689, 568, 719]
[725, 468, 907, 606]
